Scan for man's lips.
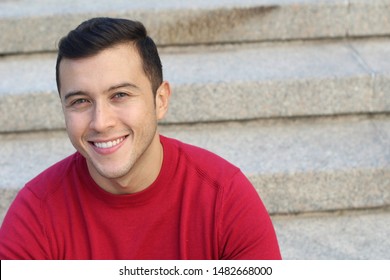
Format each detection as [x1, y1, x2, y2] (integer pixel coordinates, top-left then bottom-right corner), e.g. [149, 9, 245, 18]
[90, 136, 127, 149]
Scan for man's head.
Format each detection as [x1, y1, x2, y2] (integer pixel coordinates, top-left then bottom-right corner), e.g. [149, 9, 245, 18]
[56, 17, 163, 95]
[56, 17, 171, 194]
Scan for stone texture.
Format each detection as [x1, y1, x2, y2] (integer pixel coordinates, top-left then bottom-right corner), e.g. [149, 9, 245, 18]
[348, 0, 390, 37]
[0, 53, 64, 131]
[273, 208, 390, 259]
[350, 38, 390, 112]
[0, 0, 349, 54]
[162, 40, 374, 123]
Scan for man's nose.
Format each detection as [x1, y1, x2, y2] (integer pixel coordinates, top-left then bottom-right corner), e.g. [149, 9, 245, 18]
[89, 102, 116, 132]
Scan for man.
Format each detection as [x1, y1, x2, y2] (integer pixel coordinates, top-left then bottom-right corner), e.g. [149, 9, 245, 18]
[0, 17, 281, 259]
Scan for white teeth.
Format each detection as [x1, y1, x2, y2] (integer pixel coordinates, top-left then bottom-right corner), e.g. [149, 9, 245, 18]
[94, 137, 125, 149]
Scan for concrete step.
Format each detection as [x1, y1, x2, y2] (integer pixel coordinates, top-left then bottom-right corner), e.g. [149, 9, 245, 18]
[1, 113, 389, 222]
[272, 207, 390, 259]
[1, 0, 390, 54]
[2, 38, 390, 132]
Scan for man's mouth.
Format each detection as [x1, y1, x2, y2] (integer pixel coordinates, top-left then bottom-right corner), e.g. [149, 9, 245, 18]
[93, 136, 126, 149]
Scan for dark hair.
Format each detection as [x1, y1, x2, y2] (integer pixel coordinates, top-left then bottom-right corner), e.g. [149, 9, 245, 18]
[55, 17, 163, 94]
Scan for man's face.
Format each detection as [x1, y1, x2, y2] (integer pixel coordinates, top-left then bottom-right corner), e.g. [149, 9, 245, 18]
[59, 43, 169, 192]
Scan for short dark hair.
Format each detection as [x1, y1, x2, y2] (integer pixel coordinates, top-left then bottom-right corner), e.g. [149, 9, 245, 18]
[55, 17, 163, 95]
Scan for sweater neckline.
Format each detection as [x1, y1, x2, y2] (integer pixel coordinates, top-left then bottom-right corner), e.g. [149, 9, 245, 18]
[77, 135, 175, 207]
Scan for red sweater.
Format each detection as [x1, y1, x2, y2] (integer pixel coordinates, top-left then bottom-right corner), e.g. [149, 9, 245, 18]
[0, 136, 281, 259]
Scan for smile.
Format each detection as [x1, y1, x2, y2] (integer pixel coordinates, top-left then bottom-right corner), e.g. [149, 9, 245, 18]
[93, 136, 126, 149]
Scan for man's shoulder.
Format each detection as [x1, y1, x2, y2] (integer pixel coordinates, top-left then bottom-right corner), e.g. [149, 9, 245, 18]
[161, 135, 240, 179]
[25, 152, 82, 199]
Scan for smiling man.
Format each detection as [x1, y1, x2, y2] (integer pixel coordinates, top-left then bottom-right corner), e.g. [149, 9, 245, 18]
[60, 42, 167, 195]
[0, 17, 281, 260]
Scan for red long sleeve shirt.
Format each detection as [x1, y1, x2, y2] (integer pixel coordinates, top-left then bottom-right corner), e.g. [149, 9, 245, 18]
[0, 136, 281, 259]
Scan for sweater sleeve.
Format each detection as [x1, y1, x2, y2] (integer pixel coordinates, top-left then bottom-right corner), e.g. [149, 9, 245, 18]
[218, 171, 282, 260]
[0, 186, 50, 260]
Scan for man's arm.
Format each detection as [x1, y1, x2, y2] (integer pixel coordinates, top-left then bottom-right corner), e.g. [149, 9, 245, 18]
[219, 171, 282, 260]
[0, 187, 49, 259]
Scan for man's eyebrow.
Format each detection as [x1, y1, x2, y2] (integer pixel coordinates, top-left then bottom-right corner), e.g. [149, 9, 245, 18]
[107, 82, 140, 92]
[63, 91, 87, 101]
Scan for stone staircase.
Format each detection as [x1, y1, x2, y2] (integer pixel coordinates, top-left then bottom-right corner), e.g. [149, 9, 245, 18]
[1, 0, 390, 259]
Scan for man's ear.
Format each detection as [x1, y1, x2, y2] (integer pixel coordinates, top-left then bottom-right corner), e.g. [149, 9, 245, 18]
[155, 81, 171, 120]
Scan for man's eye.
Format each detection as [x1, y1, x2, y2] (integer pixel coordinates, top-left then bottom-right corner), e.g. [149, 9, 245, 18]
[114, 92, 128, 99]
[69, 99, 90, 108]
[73, 99, 89, 105]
